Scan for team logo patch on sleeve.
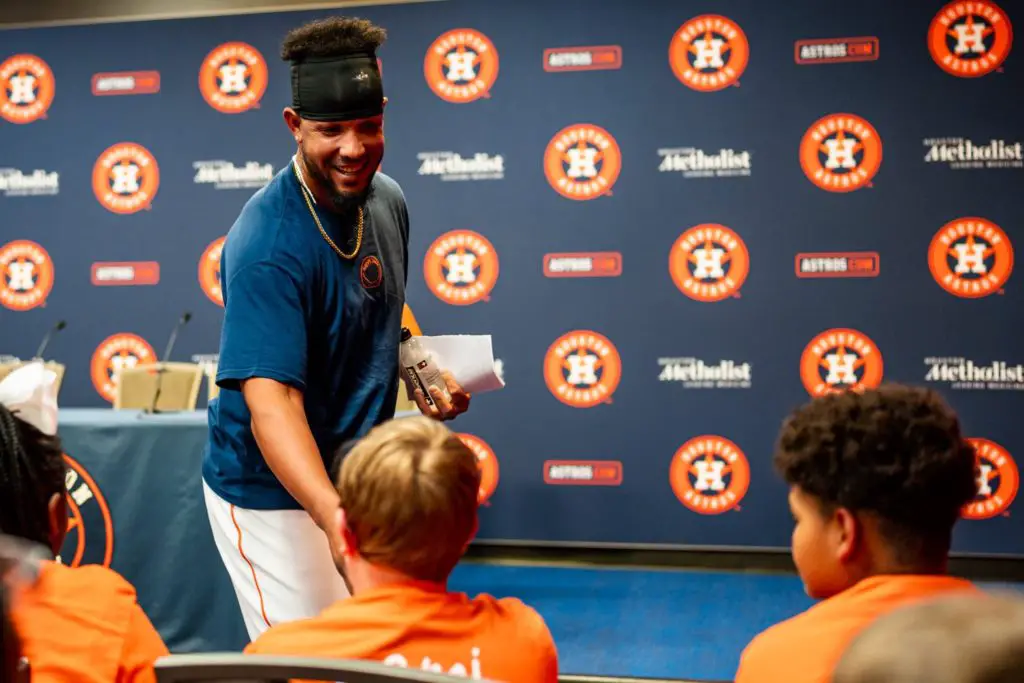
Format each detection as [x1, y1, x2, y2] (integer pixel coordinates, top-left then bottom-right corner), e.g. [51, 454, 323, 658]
[423, 229, 499, 305]
[457, 433, 499, 504]
[669, 435, 750, 514]
[0, 239, 54, 311]
[424, 29, 499, 103]
[544, 124, 622, 200]
[92, 143, 160, 214]
[800, 328, 884, 396]
[199, 42, 268, 114]
[669, 15, 749, 91]
[544, 330, 622, 408]
[929, 217, 1013, 298]
[0, 54, 55, 124]
[61, 454, 115, 568]
[963, 438, 1018, 520]
[90, 333, 157, 403]
[669, 224, 749, 301]
[198, 236, 225, 306]
[928, 1, 1013, 77]
[800, 114, 883, 192]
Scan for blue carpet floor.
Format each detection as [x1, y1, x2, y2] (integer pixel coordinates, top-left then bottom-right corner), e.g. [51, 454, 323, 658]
[448, 563, 1024, 681]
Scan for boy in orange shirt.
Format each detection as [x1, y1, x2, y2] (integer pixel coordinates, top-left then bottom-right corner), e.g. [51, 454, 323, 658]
[246, 415, 559, 682]
[735, 384, 980, 683]
[0, 363, 169, 682]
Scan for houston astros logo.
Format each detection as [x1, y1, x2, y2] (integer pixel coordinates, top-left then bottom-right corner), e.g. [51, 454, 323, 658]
[0, 54, 55, 124]
[92, 143, 160, 214]
[928, 1, 1012, 77]
[669, 15, 749, 91]
[199, 42, 268, 113]
[457, 433, 499, 504]
[0, 240, 54, 311]
[90, 333, 157, 403]
[544, 124, 622, 200]
[544, 330, 622, 408]
[61, 454, 114, 568]
[198, 236, 225, 306]
[669, 224, 749, 302]
[800, 328, 884, 397]
[669, 435, 750, 515]
[963, 437, 1018, 520]
[800, 114, 883, 192]
[423, 230, 499, 305]
[424, 29, 499, 103]
[360, 255, 383, 290]
[929, 217, 1013, 298]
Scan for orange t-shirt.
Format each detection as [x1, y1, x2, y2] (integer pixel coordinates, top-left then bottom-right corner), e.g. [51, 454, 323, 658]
[735, 574, 978, 683]
[10, 561, 169, 683]
[246, 581, 558, 683]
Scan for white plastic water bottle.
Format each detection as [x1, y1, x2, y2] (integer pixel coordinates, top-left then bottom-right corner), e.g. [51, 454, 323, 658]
[399, 327, 451, 407]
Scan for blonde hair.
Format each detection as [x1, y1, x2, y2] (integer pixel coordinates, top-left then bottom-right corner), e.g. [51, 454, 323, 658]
[834, 591, 1024, 683]
[335, 416, 481, 582]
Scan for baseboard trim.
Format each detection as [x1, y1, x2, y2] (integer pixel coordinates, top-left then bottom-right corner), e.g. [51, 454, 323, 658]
[463, 543, 1024, 583]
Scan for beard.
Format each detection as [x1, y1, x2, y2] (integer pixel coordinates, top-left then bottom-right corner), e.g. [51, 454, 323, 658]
[300, 149, 377, 217]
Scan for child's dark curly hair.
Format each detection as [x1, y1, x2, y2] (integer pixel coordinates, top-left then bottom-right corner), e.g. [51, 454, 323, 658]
[775, 384, 978, 566]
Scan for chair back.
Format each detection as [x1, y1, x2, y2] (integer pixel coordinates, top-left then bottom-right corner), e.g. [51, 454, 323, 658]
[155, 653, 492, 682]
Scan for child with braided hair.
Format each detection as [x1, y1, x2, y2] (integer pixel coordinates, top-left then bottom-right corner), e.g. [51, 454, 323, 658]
[0, 363, 168, 682]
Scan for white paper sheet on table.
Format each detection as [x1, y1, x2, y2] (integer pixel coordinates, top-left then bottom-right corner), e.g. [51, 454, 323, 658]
[416, 335, 505, 394]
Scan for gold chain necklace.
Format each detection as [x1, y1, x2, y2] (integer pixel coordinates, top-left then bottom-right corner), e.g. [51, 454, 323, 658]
[293, 160, 364, 260]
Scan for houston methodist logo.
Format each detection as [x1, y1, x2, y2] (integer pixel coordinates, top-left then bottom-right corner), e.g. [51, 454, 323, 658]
[0, 240, 54, 311]
[964, 437, 1018, 520]
[424, 29, 499, 103]
[61, 454, 115, 568]
[928, 217, 1013, 298]
[90, 333, 157, 403]
[800, 328, 884, 396]
[544, 330, 622, 408]
[928, 1, 1012, 77]
[199, 42, 268, 113]
[800, 114, 883, 192]
[544, 124, 622, 200]
[669, 435, 750, 515]
[92, 143, 160, 214]
[423, 230, 499, 305]
[457, 433, 499, 504]
[669, 224, 749, 302]
[0, 54, 55, 124]
[669, 15, 749, 91]
[198, 236, 225, 306]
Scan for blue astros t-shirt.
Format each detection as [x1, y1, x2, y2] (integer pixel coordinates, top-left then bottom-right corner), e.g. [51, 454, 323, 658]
[202, 161, 408, 510]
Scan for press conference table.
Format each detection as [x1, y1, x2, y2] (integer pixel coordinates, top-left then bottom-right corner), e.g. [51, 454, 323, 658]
[59, 408, 250, 652]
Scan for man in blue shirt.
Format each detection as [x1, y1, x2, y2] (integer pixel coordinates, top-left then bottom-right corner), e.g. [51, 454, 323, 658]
[201, 16, 470, 640]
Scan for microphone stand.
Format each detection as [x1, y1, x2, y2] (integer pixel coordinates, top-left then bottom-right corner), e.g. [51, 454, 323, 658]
[33, 320, 66, 361]
[145, 312, 192, 415]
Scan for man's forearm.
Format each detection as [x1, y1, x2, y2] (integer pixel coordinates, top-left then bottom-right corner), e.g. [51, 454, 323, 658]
[245, 385, 339, 528]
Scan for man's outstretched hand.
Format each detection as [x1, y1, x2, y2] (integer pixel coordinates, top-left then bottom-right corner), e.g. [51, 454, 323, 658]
[412, 370, 471, 422]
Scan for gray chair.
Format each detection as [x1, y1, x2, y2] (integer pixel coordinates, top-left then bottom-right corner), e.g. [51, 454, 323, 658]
[155, 653, 495, 682]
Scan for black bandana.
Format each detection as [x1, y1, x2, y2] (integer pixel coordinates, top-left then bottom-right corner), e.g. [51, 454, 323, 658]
[290, 52, 383, 121]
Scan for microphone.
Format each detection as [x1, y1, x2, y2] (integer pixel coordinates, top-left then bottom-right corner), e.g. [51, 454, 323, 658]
[145, 312, 192, 414]
[33, 320, 66, 360]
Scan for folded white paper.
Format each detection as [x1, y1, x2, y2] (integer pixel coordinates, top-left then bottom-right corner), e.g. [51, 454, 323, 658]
[417, 334, 505, 394]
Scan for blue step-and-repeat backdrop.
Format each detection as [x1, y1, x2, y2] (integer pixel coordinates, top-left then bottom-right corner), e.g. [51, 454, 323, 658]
[1, 0, 1023, 555]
